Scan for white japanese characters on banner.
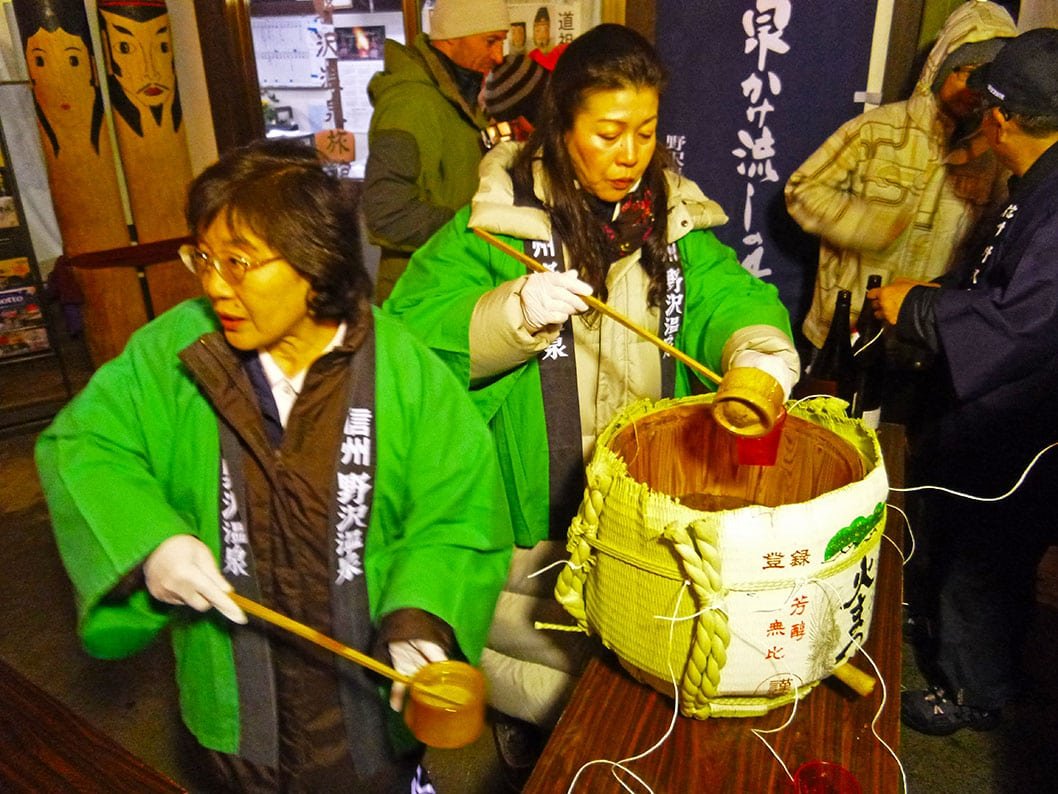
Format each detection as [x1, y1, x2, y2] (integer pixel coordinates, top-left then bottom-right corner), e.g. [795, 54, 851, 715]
[656, 1, 877, 328]
[733, 1, 791, 279]
[220, 460, 250, 579]
[335, 407, 373, 585]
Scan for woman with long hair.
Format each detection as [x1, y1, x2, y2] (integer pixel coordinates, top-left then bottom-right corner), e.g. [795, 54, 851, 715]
[386, 23, 799, 763]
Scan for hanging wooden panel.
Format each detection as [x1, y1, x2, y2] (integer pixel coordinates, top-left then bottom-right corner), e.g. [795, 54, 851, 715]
[13, 0, 143, 366]
[96, 0, 199, 320]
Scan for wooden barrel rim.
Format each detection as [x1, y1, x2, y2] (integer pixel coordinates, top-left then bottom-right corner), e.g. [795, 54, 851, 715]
[608, 403, 866, 509]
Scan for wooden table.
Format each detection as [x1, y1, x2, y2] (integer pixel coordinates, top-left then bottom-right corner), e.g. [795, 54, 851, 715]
[525, 424, 906, 794]
[0, 658, 186, 792]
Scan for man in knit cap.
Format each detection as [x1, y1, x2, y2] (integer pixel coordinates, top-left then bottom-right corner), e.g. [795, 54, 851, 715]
[364, 0, 509, 302]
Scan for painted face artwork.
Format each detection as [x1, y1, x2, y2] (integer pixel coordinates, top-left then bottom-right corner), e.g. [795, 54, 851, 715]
[99, 8, 176, 121]
[24, 26, 98, 155]
[510, 23, 526, 51]
[564, 86, 660, 203]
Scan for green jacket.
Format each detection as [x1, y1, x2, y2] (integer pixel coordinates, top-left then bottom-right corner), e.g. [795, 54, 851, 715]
[385, 145, 794, 547]
[36, 298, 513, 754]
[365, 34, 490, 301]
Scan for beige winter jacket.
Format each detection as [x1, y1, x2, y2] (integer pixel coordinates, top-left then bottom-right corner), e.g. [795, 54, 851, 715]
[468, 141, 797, 455]
[786, 1, 1017, 347]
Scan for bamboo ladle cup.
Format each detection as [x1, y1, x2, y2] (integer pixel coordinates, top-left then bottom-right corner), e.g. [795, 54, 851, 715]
[473, 228, 783, 436]
[228, 593, 486, 748]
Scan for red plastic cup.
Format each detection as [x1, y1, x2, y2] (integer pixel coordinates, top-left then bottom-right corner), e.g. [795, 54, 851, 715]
[793, 760, 862, 794]
[735, 408, 786, 466]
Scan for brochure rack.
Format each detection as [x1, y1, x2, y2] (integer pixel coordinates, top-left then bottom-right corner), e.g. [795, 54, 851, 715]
[0, 100, 72, 432]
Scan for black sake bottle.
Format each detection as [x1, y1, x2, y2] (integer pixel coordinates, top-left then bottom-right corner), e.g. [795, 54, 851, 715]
[849, 275, 885, 426]
[801, 289, 855, 402]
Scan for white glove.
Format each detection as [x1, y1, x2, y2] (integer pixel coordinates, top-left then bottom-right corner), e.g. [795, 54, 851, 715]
[516, 270, 593, 332]
[388, 639, 448, 711]
[143, 534, 247, 624]
[729, 349, 797, 401]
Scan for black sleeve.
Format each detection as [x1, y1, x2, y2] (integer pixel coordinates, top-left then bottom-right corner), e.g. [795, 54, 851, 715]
[894, 284, 941, 356]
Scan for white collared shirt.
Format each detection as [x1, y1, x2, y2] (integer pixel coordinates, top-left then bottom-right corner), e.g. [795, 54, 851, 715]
[258, 323, 346, 428]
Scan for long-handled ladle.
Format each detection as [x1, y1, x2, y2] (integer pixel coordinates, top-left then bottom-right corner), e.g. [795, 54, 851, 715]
[228, 592, 453, 704]
[472, 228, 784, 436]
[228, 594, 487, 748]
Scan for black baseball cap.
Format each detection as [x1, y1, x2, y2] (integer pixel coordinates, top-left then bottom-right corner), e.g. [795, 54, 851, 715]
[968, 27, 1058, 116]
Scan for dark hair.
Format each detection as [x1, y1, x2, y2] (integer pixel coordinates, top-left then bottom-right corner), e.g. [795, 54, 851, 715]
[1002, 109, 1058, 137]
[512, 24, 671, 306]
[186, 139, 370, 321]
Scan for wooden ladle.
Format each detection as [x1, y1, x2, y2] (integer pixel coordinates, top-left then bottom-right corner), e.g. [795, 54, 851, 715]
[229, 593, 416, 689]
[228, 594, 487, 748]
[228, 594, 487, 747]
[472, 228, 783, 436]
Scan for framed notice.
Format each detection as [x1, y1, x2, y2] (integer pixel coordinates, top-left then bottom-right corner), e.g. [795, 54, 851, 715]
[506, 2, 584, 56]
[252, 15, 331, 87]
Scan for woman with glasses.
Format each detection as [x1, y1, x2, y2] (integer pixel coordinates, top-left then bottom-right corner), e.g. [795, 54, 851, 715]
[36, 139, 513, 791]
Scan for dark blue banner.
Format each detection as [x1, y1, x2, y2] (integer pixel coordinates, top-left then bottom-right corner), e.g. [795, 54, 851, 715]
[657, 1, 878, 328]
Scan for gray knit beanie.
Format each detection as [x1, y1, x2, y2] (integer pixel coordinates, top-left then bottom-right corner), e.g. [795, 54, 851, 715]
[430, 0, 510, 40]
[931, 37, 1010, 94]
[484, 54, 549, 122]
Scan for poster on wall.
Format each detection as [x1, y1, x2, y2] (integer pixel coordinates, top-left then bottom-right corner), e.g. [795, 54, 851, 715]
[507, 2, 583, 58]
[335, 25, 385, 59]
[0, 257, 32, 289]
[335, 23, 388, 132]
[656, 1, 877, 329]
[252, 15, 331, 87]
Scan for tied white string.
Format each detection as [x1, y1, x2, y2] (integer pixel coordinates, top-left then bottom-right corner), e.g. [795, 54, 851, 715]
[564, 582, 692, 794]
[748, 691, 798, 784]
[736, 554, 909, 794]
[526, 426, 1057, 793]
[852, 327, 885, 356]
[527, 558, 583, 580]
[807, 569, 909, 794]
[883, 502, 913, 565]
[891, 441, 1058, 502]
[788, 393, 837, 411]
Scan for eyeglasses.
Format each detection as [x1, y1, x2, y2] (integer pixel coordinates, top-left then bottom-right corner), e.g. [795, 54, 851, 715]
[179, 244, 284, 284]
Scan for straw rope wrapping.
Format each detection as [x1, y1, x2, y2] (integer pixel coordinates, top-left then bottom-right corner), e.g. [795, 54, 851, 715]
[554, 398, 735, 717]
[661, 517, 731, 716]
[555, 476, 610, 625]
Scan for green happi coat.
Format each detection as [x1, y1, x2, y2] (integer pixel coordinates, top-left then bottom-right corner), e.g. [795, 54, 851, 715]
[36, 298, 513, 756]
[385, 143, 795, 548]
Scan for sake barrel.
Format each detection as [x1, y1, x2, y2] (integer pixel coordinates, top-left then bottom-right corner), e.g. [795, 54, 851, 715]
[555, 395, 888, 718]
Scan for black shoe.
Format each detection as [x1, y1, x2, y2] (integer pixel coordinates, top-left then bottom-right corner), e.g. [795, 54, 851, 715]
[900, 685, 1000, 736]
[492, 715, 546, 791]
